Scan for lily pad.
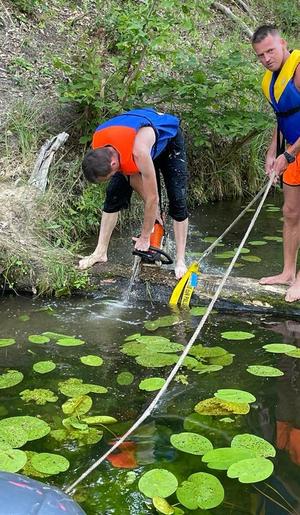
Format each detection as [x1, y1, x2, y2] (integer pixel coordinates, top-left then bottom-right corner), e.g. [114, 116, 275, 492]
[209, 353, 235, 366]
[247, 365, 284, 377]
[241, 255, 261, 263]
[20, 388, 58, 405]
[227, 457, 274, 483]
[58, 378, 90, 397]
[182, 356, 200, 370]
[0, 338, 16, 348]
[50, 428, 103, 446]
[0, 426, 28, 449]
[190, 307, 208, 316]
[285, 348, 300, 358]
[153, 496, 174, 515]
[124, 333, 141, 341]
[62, 417, 88, 431]
[231, 434, 276, 458]
[138, 469, 178, 498]
[248, 240, 267, 246]
[215, 251, 235, 259]
[62, 395, 92, 416]
[22, 451, 51, 478]
[195, 397, 250, 416]
[170, 432, 213, 455]
[263, 236, 283, 242]
[139, 378, 166, 391]
[234, 247, 250, 254]
[42, 331, 74, 340]
[176, 472, 224, 510]
[33, 360, 56, 374]
[88, 384, 108, 394]
[202, 236, 218, 243]
[117, 372, 134, 385]
[0, 448, 27, 473]
[221, 331, 255, 340]
[0, 370, 24, 389]
[202, 447, 255, 470]
[28, 335, 50, 344]
[136, 338, 184, 353]
[144, 315, 180, 331]
[0, 416, 50, 441]
[214, 389, 256, 404]
[82, 416, 117, 425]
[136, 353, 178, 368]
[189, 345, 227, 359]
[263, 343, 296, 354]
[31, 452, 69, 475]
[80, 355, 103, 366]
[56, 337, 85, 346]
[196, 364, 223, 374]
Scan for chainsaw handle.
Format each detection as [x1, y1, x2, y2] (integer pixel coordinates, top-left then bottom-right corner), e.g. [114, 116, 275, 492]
[132, 246, 173, 265]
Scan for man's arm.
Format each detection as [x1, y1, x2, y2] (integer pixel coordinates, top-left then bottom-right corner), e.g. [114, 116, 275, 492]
[132, 126, 159, 251]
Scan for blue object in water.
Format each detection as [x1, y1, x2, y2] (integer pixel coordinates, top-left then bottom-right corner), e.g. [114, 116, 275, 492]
[0, 471, 85, 514]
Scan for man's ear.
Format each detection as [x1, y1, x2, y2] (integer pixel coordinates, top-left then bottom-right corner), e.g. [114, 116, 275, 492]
[281, 38, 288, 51]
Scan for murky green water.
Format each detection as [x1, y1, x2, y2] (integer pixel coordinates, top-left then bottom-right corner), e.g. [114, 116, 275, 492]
[1, 191, 300, 515]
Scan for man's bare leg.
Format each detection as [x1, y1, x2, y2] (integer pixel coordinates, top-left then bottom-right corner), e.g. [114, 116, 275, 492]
[260, 184, 300, 285]
[174, 218, 188, 279]
[78, 211, 118, 270]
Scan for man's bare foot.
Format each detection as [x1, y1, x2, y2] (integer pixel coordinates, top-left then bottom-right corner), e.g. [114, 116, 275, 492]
[259, 273, 295, 286]
[78, 253, 107, 271]
[175, 260, 187, 280]
[285, 278, 300, 302]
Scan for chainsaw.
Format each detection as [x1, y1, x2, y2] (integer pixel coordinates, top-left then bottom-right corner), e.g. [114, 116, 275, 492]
[132, 221, 173, 266]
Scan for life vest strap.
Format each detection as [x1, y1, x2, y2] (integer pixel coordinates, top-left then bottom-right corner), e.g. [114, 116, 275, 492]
[275, 105, 300, 118]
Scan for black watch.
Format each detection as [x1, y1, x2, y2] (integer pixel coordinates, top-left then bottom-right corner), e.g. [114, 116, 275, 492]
[283, 151, 296, 164]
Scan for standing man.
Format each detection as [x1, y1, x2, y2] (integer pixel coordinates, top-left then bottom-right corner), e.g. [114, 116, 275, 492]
[78, 108, 189, 279]
[252, 25, 300, 302]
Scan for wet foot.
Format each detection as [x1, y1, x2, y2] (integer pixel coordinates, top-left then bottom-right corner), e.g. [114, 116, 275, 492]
[78, 253, 107, 270]
[259, 273, 295, 286]
[175, 260, 187, 280]
[285, 279, 300, 302]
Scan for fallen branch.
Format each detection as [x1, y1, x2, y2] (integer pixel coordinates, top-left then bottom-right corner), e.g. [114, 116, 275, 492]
[211, 1, 253, 38]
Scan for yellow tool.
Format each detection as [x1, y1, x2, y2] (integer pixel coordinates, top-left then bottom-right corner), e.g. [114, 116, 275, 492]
[169, 262, 199, 307]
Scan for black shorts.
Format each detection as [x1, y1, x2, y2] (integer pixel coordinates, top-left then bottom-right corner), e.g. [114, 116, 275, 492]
[103, 128, 189, 222]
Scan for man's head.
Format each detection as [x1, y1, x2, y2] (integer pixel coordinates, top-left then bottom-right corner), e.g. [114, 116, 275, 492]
[82, 147, 119, 183]
[252, 25, 288, 72]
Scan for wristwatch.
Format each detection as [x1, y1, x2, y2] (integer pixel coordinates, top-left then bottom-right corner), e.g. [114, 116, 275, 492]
[283, 151, 296, 164]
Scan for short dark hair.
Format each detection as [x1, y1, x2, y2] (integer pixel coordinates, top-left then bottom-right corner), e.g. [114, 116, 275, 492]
[252, 25, 279, 44]
[82, 147, 113, 183]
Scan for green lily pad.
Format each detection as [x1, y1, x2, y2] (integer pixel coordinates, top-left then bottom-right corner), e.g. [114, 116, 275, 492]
[0, 426, 28, 449]
[136, 353, 178, 368]
[0, 338, 16, 348]
[136, 337, 184, 353]
[117, 372, 134, 385]
[170, 432, 213, 455]
[139, 378, 166, 391]
[247, 365, 284, 377]
[202, 236, 218, 243]
[124, 333, 141, 341]
[50, 428, 103, 446]
[82, 416, 117, 425]
[285, 348, 300, 358]
[153, 496, 174, 514]
[182, 356, 200, 370]
[189, 307, 208, 316]
[195, 397, 250, 416]
[263, 343, 296, 354]
[19, 314, 30, 322]
[214, 389, 256, 404]
[263, 236, 283, 242]
[189, 345, 227, 359]
[227, 457, 274, 483]
[144, 315, 180, 331]
[196, 364, 223, 374]
[28, 335, 50, 344]
[56, 337, 85, 346]
[80, 355, 103, 366]
[22, 451, 51, 478]
[62, 417, 88, 431]
[20, 388, 58, 405]
[176, 472, 224, 510]
[234, 247, 250, 254]
[266, 206, 281, 212]
[209, 353, 235, 366]
[138, 469, 178, 498]
[42, 332, 74, 340]
[0, 416, 50, 441]
[241, 255, 261, 263]
[202, 447, 255, 470]
[215, 251, 235, 259]
[87, 384, 108, 394]
[62, 395, 92, 416]
[0, 448, 27, 473]
[221, 331, 255, 340]
[231, 434, 276, 458]
[0, 370, 24, 389]
[248, 240, 267, 246]
[58, 378, 91, 397]
[33, 360, 56, 374]
[31, 452, 69, 475]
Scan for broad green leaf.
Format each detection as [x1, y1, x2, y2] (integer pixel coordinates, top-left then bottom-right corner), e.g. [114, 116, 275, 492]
[0, 370, 24, 389]
[22, 451, 51, 478]
[176, 472, 224, 510]
[58, 378, 90, 397]
[215, 251, 235, 259]
[28, 335, 50, 344]
[263, 343, 296, 354]
[31, 452, 69, 475]
[247, 365, 284, 377]
[82, 416, 117, 425]
[196, 364, 223, 374]
[195, 397, 250, 416]
[0, 416, 50, 441]
[221, 331, 254, 340]
[189, 344, 226, 359]
[124, 333, 141, 341]
[209, 353, 235, 366]
[0, 338, 15, 348]
[170, 432, 213, 455]
[144, 315, 179, 331]
[0, 448, 27, 472]
[202, 236, 218, 243]
[33, 360, 56, 374]
[117, 372, 134, 385]
[56, 337, 85, 346]
[87, 384, 108, 394]
[139, 378, 166, 391]
[248, 240, 267, 246]
[263, 236, 282, 242]
[214, 389, 256, 404]
[152, 497, 174, 514]
[286, 348, 300, 358]
[137, 337, 184, 353]
[182, 356, 199, 370]
[19, 314, 30, 322]
[0, 426, 28, 449]
[234, 247, 250, 254]
[231, 434, 276, 458]
[190, 307, 207, 316]
[50, 427, 103, 446]
[227, 457, 274, 483]
[138, 469, 178, 498]
[62, 417, 88, 430]
[136, 353, 178, 368]
[20, 388, 58, 405]
[42, 331, 73, 340]
[241, 255, 261, 263]
[202, 447, 255, 470]
[80, 355, 103, 366]
[62, 395, 92, 416]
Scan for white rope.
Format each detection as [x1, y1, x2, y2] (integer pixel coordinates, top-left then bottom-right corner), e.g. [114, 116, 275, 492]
[65, 172, 275, 494]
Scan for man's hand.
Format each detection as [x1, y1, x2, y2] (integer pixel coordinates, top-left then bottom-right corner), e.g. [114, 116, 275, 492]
[132, 235, 150, 251]
[273, 153, 289, 177]
[265, 152, 276, 177]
